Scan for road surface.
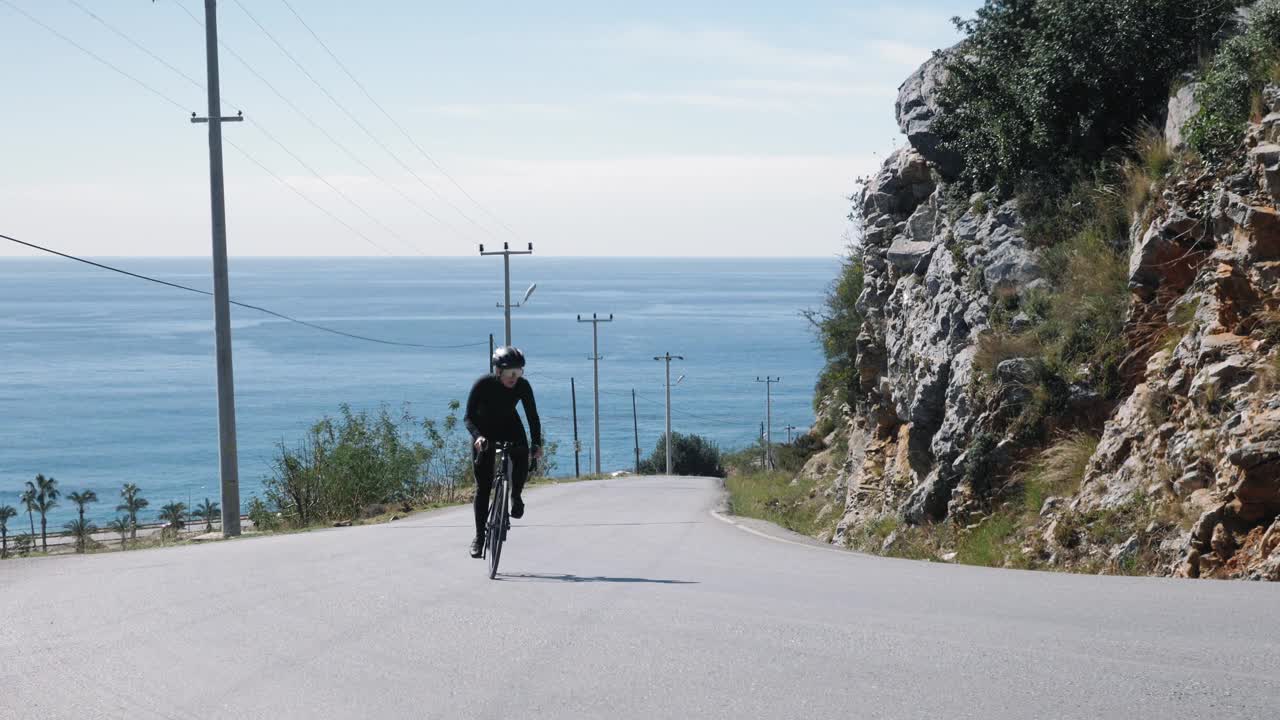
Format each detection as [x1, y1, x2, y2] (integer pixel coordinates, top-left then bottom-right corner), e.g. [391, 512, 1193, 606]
[1, 476, 1277, 719]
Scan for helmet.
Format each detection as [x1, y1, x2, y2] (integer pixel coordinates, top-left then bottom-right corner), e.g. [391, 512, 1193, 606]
[492, 346, 526, 370]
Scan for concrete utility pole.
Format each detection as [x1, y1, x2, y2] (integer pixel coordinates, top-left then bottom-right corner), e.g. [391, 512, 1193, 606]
[785, 424, 798, 444]
[655, 353, 684, 475]
[760, 422, 766, 469]
[571, 378, 581, 478]
[756, 376, 780, 470]
[479, 242, 533, 346]
[192, 0, 244, 538]
[577, 313, 613, 474]
[631, 389, 641, 475]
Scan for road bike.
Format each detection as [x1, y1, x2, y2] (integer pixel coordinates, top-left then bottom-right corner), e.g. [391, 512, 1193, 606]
[484, 442, 515, 579]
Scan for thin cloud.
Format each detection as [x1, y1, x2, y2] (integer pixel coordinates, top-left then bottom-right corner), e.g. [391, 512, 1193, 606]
[869, 40, 937, 68]
[613, 91, 796, 112]
[422, 102, 572, 118]
[727, 78, 896, 99]
[607, 25, 855, 71]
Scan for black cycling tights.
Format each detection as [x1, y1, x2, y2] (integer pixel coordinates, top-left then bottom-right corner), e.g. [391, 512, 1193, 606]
[472, 447, 529, 537]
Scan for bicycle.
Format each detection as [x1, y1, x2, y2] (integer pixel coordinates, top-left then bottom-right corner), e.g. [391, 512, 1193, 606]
[483, 441, 516, 579]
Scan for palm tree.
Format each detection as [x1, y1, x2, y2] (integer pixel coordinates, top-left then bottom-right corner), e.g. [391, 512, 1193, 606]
[0, 504, 16, 559]
[107, 516, 132, 550]
[116, 483, 149, 540]
[34, 474, 59, 552]
[68, 489, 99, 527]
[158, 502, 187, 535]
[63, 518, 98, 553]
[191, 498, 221, 532]
[21, 483, 36, 542]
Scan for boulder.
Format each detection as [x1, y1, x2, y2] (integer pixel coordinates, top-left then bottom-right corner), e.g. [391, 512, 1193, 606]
[983, 239, 1043, 293]
[1227, 442, 1280, 508]
[1128, 207, 1204, 301]
[887, 237, 936, 274]
[862, 148, 936, 218]
[895, 45, 964, 178]
[1165, 82, 1201, 150]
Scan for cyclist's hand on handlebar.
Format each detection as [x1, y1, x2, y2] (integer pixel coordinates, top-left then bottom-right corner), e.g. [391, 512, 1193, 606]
[474, 437, 488, 452]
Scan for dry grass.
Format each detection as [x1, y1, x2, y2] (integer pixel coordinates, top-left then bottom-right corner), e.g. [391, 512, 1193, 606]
[1121, 124, 1175, 218]
[974, 331, 1042, 376]
[1020, 432, 1100, 515]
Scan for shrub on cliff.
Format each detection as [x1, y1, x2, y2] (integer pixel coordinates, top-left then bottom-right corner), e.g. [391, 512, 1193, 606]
[805, 250, 864, 411]
[937, 0, 1233, 195]
[1186, 0, 1280, 159]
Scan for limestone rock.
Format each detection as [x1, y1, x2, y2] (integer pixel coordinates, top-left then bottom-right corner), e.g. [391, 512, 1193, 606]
[895, 45, 963, 178]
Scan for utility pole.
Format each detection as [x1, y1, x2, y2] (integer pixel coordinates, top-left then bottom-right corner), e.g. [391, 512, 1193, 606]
[192, 0, 244, 538]
[785, 424, 798, 445]
[488, 333, 494, 373]
[756, 376, 780, 470]
[571, 378, 581, 478]
[654, 353, 684, 475]
[631, 389, 641, 475]
[479, 242, 533, 346]
[760, 422, 766, 469]
[577, 313, 613, 475]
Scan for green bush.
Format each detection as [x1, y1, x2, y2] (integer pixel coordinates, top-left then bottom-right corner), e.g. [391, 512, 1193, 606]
[1187, 0, 1280, 159]
[806, 251, 864, 410]
[264, 402, 469, 526]
[937, 0, 1232, 195]
[639, 432, 726, 478]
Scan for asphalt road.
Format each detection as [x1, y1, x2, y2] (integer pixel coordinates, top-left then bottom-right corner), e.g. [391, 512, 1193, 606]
[2, 476, 1277, 719]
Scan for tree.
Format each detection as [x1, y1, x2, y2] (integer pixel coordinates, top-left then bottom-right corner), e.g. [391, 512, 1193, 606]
[0, 504, 16, 559]
[936, 0, 1234, 195]
[63, 518, 98, 554]
[107, 517, 132, 550]
[68, 490, 99, 527]
[67, 489, 100, 553]
[639, 433, 726, 478]
[158, 502, 188, 535]
[34, 474, 59, 552]
[117, 483, 149, 540]
[190, 498, 221, 533]
[20, 484, 36, 542]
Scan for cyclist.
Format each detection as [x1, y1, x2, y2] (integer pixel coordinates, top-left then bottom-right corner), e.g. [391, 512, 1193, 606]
[465, 346, 542, 558]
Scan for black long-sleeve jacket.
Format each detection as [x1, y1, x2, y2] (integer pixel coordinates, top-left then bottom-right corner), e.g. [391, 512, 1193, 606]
[463, 374, 541, 449]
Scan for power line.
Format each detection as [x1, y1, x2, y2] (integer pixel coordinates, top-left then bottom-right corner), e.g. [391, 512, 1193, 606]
[223, 138, 396, 256]
[2, 233, 488, 351]
[7, 0, 406, 258]
[2, 0, 187, 113]
[226, 0, 471, 245]
[167, 0, 422, 256]
[65, 0, 410, 256]
[64, 0, 224, 107]
[277, 0, 520, 241]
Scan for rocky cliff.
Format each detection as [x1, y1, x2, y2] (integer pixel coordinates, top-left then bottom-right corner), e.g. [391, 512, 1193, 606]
[803, 35, 1280, 581]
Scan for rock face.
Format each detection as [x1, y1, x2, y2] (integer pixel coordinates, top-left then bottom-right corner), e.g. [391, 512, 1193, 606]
[1165, 81, 1201, 150]
[895, 45, 964, 179]
[813, 51, 1280, 582]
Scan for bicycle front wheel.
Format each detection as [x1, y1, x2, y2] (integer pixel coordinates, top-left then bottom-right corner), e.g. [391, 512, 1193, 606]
[487, 478, 506, 580]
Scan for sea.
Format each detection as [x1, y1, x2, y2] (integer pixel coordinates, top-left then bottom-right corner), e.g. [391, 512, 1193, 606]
[0, 256, 838, 527]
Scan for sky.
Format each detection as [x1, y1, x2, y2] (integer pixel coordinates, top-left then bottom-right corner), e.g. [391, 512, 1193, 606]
[0, 1, 971, 257]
